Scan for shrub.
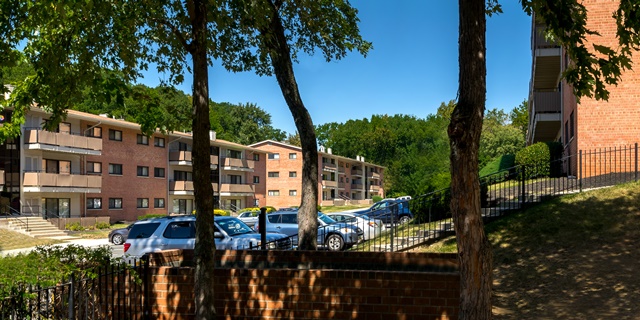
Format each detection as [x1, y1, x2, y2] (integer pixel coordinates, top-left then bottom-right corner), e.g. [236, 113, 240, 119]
[372, 195, 383, 203]
[65, 222, 84, 231]
[238, 207, 276, 214]
[515, 142, 561, 178]
[479, 154, 516, 177]
[95, 222, 110, 229]
[214, 209, 230, 216]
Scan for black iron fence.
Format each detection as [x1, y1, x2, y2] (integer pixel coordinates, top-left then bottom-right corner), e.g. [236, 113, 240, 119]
[350, 143, 639, 252]
[0, 260, 148, 320]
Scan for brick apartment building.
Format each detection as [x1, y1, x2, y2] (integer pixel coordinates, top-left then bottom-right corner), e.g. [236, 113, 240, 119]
[0, 107, 267, 222]
[528, 0, 640, 176]
[249, 140, 385, 208]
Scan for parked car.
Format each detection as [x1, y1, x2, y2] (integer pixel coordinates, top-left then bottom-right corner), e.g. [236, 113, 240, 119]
[123, 215, 292, 260]
[325, 212, 384, 241]
[254, 211, 363, 251]
[237, 210, 260, 227]
[354, 199, 413, 225]
[108, 223, 133, 245]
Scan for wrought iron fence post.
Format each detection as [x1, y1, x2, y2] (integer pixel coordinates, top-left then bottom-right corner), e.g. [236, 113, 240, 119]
[68, 273, 75, 319]
[390, 212, 394, 253]
[579, 150, 583, 193]
[635, 143, 638, 182]
[520, 166, 525, 208]
[143, 256, 151, 320]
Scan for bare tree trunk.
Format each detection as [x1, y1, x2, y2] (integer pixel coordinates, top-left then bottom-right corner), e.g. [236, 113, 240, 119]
[262, 0, 319, 250]
[190, 0, 217, 318]
[450, 0, 493, 319]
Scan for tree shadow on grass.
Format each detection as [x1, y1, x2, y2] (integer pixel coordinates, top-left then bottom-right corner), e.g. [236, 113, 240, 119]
[490, 183, 640, 319]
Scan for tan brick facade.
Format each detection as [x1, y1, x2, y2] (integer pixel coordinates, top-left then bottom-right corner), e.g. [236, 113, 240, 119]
[250, 140, 385, 209]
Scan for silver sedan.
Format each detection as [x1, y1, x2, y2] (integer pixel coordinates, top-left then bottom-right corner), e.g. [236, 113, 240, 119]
[326, 212, 384, 241]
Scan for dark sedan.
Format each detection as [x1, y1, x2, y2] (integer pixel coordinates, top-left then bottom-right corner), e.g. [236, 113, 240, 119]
[108, 223, 133, 245]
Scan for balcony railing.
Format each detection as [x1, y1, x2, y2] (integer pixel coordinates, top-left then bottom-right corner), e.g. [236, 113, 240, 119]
[220, 183, 254, 194]
[338, 182, 345, 189]
[24, 129, 102, 153]
[351, 183, 363, 189]
[351, 169, 363, 176]
[322, 162, 337, 171]
[369, 185, 380, 192]
[338, 167, 345, 173]
[170, 151, 219, 166]
[22, 171, 101, 189]
[323, 180, 338, 188]
[170, 180, 219, 192]
[532, 91, 561, 114]
[0, 170, 4, 185]
[369, 172, 381, 180]
[222, 157, 254, 170]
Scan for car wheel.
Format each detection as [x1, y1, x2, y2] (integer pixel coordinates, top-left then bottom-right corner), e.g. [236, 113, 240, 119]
[112, 233, 124, 245]
[326, 234, 344, 251]
[398, 215, 411, 224]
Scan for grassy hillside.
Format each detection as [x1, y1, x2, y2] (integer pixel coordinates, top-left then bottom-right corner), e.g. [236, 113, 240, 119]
[421, 181, 640, 319]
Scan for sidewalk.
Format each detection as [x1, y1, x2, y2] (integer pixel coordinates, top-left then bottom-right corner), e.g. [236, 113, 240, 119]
[0, 238, 111, 257]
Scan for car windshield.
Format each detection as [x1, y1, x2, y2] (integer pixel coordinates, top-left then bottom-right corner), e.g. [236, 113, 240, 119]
[317, 212, 337, 225]
[216, 218, 254, 235]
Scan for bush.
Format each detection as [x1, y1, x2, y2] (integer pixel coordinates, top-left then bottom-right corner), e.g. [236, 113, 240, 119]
[237, 207, 276, 214]
[214, 209, 230, 216]
[65, 222, 84, 231]
[372, 195, 383, 203]
[515, 142, 562, 178]
[95, 222, 110, 229]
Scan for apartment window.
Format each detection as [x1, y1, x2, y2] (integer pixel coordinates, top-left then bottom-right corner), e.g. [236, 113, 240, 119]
[86, 198, 102, 209]
[86, 126, 102, 138]
[268, 153, 280, 160]
[227, 149, 243, 159]
[154, 198, 165, 208]
[346, 177, 350, 183]
[569, 111, 575, 139]
[346, 163, 350, 168]
[174, 170, 193, 181]
[137, 198, 149, 209]
[57, 122, 71, 134]
[268, 172, 280, 178]
[109, 198, 123, 209]
[289, 171, 297, 178]
[253, 153, 260, 161]
[229, 175, 242, 184]
[289, 153, 297, 159]
[137, 134, 149, 145]
[137, 166, 149, 177]
[268, 190, 280, 196]
[109, 163, 123, 175]
[109, 129, 122, 141]
[87, 162, 102, 174]
[289, 190, 297, 196]
[154, 137, 165, 148]
[210, 146, 219, 154]
[154, 167, 165, 178]
[253, 176, 260, 184]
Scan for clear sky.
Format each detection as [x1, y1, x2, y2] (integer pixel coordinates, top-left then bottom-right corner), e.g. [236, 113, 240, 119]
[142, 1, 532, 135]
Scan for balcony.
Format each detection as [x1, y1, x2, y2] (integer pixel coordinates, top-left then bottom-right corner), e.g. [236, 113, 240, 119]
[221, 158, 254, 172]
[322, 162, 337, 172]
[169, 151, 219, 169]
[351, 169, 363, 176]
[323, 180, 338, 188]
[24, 129, 102, 155]
[528, 91, 562, 144]
[338, 182, 345, 189]
[369, 172, 381, 180]
[351, 183, 363, 189]
[338, 167, 345, 174]
[532, 23, 561, 91]
[220, 183, 255, 195]
[22, 171, 101, 193]
[169, 180, 219, 195]
[369, 185, 380, 193]
[0, 170, 4, 185]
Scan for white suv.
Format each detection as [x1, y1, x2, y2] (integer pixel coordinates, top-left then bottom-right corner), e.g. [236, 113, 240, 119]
[123, 215, 291, 260]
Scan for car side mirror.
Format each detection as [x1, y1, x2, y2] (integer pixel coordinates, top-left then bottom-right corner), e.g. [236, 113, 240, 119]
[214, 232, 224, 239]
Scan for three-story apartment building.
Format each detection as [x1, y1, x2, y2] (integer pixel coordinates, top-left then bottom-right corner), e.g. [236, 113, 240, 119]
[249, 140, 385, 208]
[0, 107, 267, 222]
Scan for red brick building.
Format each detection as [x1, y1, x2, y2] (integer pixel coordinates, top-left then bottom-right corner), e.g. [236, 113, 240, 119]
[250, 140, 385, 208]
[528, 0, 640, 176]
[0, 108, 266, 222]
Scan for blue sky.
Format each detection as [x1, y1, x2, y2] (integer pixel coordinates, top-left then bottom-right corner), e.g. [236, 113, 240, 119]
[143, 1, 532, 135]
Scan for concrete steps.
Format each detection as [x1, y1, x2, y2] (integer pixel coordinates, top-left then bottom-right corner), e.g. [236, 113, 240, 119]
[2, 216, 75, 239]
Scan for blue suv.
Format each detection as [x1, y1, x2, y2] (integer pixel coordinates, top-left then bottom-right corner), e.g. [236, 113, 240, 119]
[355, 199, 413, 225]
[255, 211, 363, 251]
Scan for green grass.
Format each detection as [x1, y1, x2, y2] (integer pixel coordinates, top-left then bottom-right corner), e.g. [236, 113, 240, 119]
[419, 181, 640, 318]
[70, 223, 128, 239]
[0, 229, 63, 251]
[320, 204, 371, 213]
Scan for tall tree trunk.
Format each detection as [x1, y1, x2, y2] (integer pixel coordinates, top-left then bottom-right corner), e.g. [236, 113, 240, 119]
[450, 0, 493, 319]
[190, 0, 217, 318]
[263, 0, 319, 250]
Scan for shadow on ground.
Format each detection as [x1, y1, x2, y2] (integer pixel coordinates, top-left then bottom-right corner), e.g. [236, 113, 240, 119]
[490, 182, 640, 319]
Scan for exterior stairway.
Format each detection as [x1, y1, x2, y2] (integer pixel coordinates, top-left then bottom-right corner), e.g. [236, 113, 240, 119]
[0, 216, 75, 239]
